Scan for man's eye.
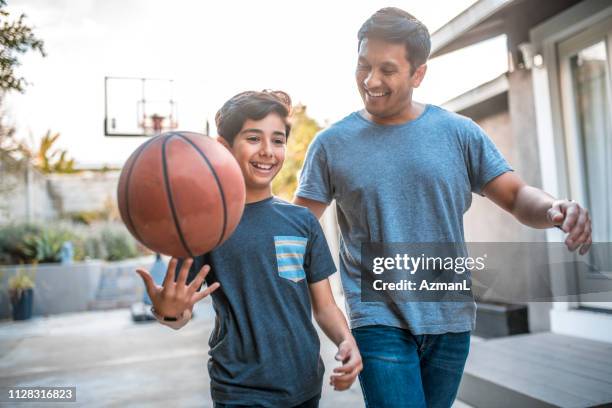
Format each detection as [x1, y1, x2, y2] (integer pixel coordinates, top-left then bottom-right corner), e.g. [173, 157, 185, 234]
[382, 70, 395, 76]
[357, 64, 370, 71]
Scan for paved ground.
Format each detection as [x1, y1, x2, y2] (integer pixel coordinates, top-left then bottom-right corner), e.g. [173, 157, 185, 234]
[0, 298, 366, 407]
[0, 299, 472, 407]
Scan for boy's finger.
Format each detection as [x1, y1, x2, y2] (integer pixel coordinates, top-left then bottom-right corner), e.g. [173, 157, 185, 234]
[188, 264, 211, 293]
[191, 282, 220, 304]
[163, 258, 179, 287]
[135, 269, 157, 296]
[333, 353, 360, 374]
[333, 363, 357, 374]
[177, 258, 193, 286]
[331, 366, 360, 382]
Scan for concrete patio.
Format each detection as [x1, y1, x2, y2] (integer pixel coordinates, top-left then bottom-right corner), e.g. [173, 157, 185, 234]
[0, 296, 479, 408]
[0, 297, 367, 407]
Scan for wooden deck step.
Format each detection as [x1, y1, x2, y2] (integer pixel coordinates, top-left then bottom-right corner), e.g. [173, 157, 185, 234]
[458, 333, 612, 408]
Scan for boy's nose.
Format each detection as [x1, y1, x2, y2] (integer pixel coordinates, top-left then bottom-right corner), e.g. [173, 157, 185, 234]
[259, 140, 273, 157]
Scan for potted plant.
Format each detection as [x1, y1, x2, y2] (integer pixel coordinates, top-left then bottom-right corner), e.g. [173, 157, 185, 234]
[8, 268, 35, 320]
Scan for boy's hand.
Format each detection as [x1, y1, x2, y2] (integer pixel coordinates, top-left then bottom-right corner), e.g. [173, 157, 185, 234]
[136, 258, 220, 318]
[330, 339, 363, 391]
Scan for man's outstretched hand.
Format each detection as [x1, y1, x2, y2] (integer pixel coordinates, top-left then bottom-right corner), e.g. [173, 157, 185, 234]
[136, 258, 220, 319]
[547, 199, 592, 255]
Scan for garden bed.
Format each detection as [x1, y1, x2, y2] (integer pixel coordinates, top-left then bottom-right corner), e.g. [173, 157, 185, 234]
[0, 256, 155, 319]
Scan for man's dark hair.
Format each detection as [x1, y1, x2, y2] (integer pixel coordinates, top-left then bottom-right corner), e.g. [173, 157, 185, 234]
[358, 7, 431, 75]
[215, 90, 292, 145]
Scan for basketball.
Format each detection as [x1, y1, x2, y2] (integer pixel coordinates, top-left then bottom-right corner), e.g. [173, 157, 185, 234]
[117, 131, 245, 258]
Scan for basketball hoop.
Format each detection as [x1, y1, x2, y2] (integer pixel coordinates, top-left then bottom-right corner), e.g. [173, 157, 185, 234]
[140, 111, 178, 136]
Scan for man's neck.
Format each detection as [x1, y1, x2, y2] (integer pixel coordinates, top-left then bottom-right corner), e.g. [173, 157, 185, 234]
[364, 101, 426, 125]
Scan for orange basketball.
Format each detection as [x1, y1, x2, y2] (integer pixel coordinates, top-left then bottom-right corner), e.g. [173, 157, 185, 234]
[117, 131, 245, 258]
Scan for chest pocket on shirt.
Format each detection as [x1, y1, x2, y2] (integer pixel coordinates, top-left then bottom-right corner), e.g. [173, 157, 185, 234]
[274, 236, 308, 282]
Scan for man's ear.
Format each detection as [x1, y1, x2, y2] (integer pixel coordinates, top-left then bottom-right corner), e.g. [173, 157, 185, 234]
[216, 136, 231, 151]
[411, 64, 427, 88]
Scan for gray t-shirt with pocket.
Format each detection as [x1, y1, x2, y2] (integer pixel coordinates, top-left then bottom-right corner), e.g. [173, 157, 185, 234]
[296, 105, 512, 334]
[184, 196, 336, 407]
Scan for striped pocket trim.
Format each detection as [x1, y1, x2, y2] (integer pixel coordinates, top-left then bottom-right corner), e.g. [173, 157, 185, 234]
[274, 236, 307, 282]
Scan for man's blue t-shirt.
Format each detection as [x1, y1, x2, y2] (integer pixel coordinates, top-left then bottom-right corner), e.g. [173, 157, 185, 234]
[296, 105, 512, 334]
[187, 196, 336, 406]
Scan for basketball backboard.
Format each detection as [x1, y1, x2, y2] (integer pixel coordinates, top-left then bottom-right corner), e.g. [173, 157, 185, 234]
[104, 77, 178, 137]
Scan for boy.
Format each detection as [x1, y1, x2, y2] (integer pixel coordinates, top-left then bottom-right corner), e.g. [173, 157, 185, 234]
[136, 90, 362, 407]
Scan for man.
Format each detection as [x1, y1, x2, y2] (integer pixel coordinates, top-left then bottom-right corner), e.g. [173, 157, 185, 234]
[294, 7, 592, 408]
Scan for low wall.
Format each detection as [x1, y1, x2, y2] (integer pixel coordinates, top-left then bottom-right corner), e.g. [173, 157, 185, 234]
[0, 256, 155, 319]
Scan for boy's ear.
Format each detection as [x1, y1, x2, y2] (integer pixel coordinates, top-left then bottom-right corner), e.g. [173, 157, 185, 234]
[216, 136, 231, 151]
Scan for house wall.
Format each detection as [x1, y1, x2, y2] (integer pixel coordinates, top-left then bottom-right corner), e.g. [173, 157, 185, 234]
[462, 105, 551, 332]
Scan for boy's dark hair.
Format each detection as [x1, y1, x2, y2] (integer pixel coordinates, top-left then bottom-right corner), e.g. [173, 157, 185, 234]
[358, 7, 431, 75]
[215, 90, 292, 145]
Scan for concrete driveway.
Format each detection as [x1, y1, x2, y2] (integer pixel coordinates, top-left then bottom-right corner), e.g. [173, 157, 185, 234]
[0, 298, 365, 407]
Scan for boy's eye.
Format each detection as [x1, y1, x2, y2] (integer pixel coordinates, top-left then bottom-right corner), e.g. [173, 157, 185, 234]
[274, 138, 286, 145]
[246, 135, 259, 142]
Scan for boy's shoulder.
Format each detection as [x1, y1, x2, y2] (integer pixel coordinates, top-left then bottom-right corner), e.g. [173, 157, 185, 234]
[270, 196, 316, 221]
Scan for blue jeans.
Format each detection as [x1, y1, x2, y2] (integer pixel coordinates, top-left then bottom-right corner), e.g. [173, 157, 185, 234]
[352, 325, 470, 408]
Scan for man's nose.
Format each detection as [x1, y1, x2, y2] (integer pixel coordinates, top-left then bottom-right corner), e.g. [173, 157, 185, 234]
[364, 70, 382, 89]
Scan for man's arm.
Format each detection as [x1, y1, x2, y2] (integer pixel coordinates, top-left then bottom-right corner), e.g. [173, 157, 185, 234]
[309, 278, 362, 391]
[294, 196, 328, 219]
[482, 172, 592, 254]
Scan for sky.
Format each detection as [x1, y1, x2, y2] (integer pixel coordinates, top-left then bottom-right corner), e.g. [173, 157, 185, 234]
[4, 0, 508, 167]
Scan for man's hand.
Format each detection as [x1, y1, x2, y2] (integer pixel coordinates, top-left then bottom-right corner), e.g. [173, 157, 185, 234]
[330, 339, 363, 391]
[547, 200, 592, 255]
[136, 258, 220, 318]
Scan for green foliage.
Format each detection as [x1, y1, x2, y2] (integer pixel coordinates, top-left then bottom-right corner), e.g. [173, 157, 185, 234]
[33, 131, 75, 173]
[69, 210, 108, 225]
[0, 223, 42, 264]
[22, 228, 74, 263]
[84, 226, 139, 262]
[8, 267, 35, 291]
[7, 266, 35, 304]
[272, 104, 322, 200]
[0, 0, 46, 94]
[0, 222, 144, 264]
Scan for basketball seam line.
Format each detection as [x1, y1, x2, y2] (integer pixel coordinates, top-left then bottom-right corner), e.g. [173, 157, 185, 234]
[174, 133, 228, 249]
[124, 136, 157, 246]
[162, 133, 195, 258]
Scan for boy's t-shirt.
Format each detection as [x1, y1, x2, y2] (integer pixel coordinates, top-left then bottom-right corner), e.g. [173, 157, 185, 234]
[188, 196, 336, 407]
[296, 104, 512, 335]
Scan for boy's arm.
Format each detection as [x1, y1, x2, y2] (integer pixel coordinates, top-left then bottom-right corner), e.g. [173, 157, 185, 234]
[152, 306, 193, 330]
[309, 278, 362, 391]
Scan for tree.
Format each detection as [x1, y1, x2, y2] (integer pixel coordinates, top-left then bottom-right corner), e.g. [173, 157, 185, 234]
[272, 104, 322, 201]
[33, 131, 75, 173]
[0, 0, 46, 95]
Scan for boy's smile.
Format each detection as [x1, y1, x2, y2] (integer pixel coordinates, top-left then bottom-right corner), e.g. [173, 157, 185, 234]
[220, 113, 287, 203]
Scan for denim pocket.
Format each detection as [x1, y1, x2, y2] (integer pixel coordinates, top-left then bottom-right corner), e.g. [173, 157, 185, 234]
[274, 236, 307, 282]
